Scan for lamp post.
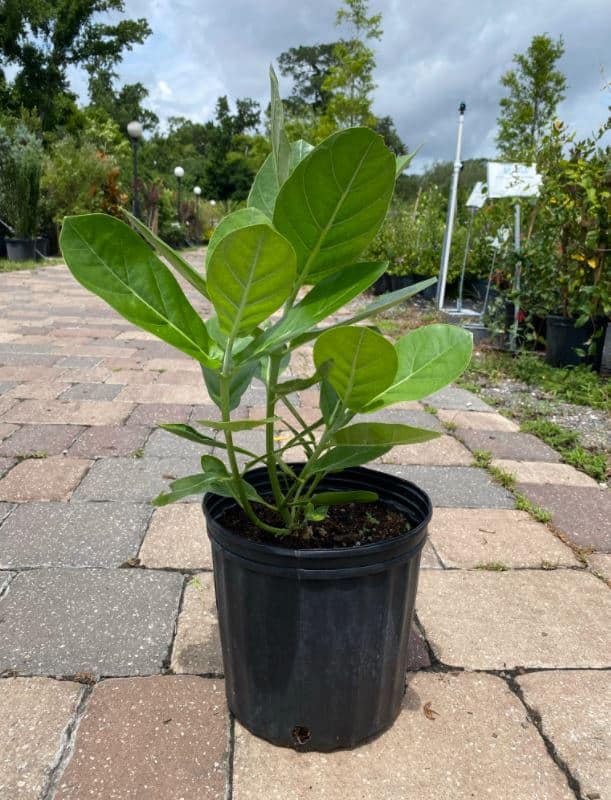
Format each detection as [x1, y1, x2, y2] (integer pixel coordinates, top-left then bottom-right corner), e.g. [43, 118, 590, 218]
[193, 185, 202, 211]
[174, 166, 184, 223]
[127, 120, 143, 219]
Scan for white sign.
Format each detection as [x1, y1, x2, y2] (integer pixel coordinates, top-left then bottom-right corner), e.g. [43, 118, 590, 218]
[487, 162, 541, 199]
[466, 181, 487, 209]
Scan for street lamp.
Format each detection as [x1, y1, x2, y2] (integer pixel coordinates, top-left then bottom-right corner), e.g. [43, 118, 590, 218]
[174, 165, 184, 223]
[127, 120, 143, 219]
[193, 185, 202, 211]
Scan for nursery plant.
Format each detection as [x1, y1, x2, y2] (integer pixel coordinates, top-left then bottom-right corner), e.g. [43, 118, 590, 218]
[60, 69, 472, 750]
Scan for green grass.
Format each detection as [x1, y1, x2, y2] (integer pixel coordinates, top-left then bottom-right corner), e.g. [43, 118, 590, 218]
[0, 256, 63, 273]
[521, 419, 608, 482]
[462, 350, 610, 411]
[475, 561, 508, 572]
[514, 493, 552, 524]
[488, 465, 517, 491]
[472, 449, 492, 468]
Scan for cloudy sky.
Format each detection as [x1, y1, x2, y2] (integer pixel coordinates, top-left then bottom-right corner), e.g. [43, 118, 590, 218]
[75, 0, 609, 171]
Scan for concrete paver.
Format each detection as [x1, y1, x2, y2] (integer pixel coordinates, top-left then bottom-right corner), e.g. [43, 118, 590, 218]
[457, 429, 561, 461]
[424, 386, 495, 411]
[68, 424, 150, 458]
[378, 434, 473, 465]
[517, 671, 610, 800]
[379, 464, 516, 507]
[588, 552, 611, 580]
[438, 409, 520, 431]
[171, 573, 223, 674]
[492, 458, 599, 487]
[417, 570, 611, 669]
[55, 677, 227, 800]
[429, 508, 579, 568]
[517, 484, 611, 552]
[0, 677, 83, 800]
[0, 456, 92, 501]
[139, 503, 211, 569]
[0, 502, 152, 568]
[0, 568, 183, 676]
[0, 424, 83, 457]
[72, 456, 201, 502]
[232, 672, 573, 799]
[3, 399, 133, 426]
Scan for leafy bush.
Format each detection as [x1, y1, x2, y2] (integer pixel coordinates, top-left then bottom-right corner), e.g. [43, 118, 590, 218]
[0, 122, 43, 238]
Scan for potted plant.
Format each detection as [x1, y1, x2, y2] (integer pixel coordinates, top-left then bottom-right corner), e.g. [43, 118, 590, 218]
[529, 119, 610, 368]
[60, 70, 472, 751]
[0, 126, 43, 262]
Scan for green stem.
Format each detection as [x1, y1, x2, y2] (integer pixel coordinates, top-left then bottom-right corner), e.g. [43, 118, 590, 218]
[220, 346, 287, 536]
[265, 353, 291, 524]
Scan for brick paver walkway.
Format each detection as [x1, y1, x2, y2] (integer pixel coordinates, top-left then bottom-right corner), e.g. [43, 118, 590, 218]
[0, 261, 609, 799]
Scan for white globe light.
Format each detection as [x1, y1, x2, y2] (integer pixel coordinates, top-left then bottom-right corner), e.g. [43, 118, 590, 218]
[127, 120, 143, 140]
[193, 186, 202, 196]
[174, 166, 185, 178]
[210, 199, 217, 206]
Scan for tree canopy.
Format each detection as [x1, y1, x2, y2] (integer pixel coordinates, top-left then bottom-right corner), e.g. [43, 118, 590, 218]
[496, 34, 567, 160]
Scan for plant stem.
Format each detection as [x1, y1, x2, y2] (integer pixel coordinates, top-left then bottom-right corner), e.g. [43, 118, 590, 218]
[266, 353, 291, 524]
[221, 345, 287, 536]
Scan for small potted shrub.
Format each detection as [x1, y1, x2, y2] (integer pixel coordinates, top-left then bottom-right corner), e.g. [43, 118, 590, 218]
[61, 71, 472, 751]
[1, 128, 43, 262]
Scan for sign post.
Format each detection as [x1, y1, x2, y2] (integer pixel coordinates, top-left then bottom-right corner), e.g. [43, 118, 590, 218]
[486, 162, 541, 349]
[436, 103, 466, 310]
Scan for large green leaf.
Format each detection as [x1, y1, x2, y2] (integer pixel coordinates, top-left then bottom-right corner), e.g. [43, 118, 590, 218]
[153, 472, 265, 507]
[206, 207, 269, 267]
[270, 66, 291, 187]
[395, 146, 420, 177]
[273, 127, 395, 285]
[60, 214, 218, 367]
[333, 422, 439, 447]
[124, 210, 209, 298]
[243, 261, 387, 359]
[310, 445, 391, 473]
[365, 324, 473, 410]
[247, 140, 314, 218]
[313, 326, 397, 411]
[207, 223, 296, 338]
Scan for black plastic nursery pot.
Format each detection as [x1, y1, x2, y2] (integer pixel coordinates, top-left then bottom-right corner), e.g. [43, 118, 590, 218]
[545, 314, 605, 371]
[203, 465, 431, 752]
[6, 238, 36, 262]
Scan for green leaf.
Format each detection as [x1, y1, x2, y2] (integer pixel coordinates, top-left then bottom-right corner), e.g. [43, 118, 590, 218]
[159, 423, 257, 458]
[195, 417, 277, 431]
[202, 361, 258, 411]
[313, 326, 397, 411]
[365, 324, 473, 410]
[201, 454, 229, 474]
[320, 380, 340, 424]
[60, 214, 218, 368]
[124, 210, 209, 298]
[273, 127, 395, 285]
[207, 223, 296, 338]
[245, 261, 387, 358]
[248, 140, 314, 218]
[270, 65, 291, 187]
[305, 503, 328, 521]
[159, 423, 218, 448]
[206, 207, 270, 266]
[310, 445, 391, 474]
[153, 472, 266, 508]
[395, 146, 421, 177]
[275, 361, 331, 396]
[310, 490, 378, 506]
[333, 422, 440, 447]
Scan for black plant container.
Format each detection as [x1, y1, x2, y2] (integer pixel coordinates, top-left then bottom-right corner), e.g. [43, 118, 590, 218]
[204, 465, 431, 752]
[545, 314, 605, 371]
[6, 238, 36, 262]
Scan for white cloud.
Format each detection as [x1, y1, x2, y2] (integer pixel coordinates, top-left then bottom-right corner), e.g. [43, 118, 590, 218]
[155, 80, 173, 100]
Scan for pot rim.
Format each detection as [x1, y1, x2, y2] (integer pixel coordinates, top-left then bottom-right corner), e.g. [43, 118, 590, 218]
[203, 465, 431, 570]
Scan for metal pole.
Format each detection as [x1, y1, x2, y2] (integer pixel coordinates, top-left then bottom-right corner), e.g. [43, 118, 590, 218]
[436, 102, 466, 309]
[509, 202, 521, 351]
[176, 177, 182, 224]
[456, 206, 475, 313]
[131, 139, 141, 219]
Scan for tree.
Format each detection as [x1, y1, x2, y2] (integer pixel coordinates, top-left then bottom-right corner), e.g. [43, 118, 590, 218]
[277, 44, 339, 115]
[321, 0, 382, 130]
[0, 0, 151, 131]
[88, 68, 158, 133]
[496, 34, 567, 160]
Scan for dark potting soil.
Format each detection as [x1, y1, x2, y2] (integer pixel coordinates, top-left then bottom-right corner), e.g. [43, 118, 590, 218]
[219, 501, 411, 550]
